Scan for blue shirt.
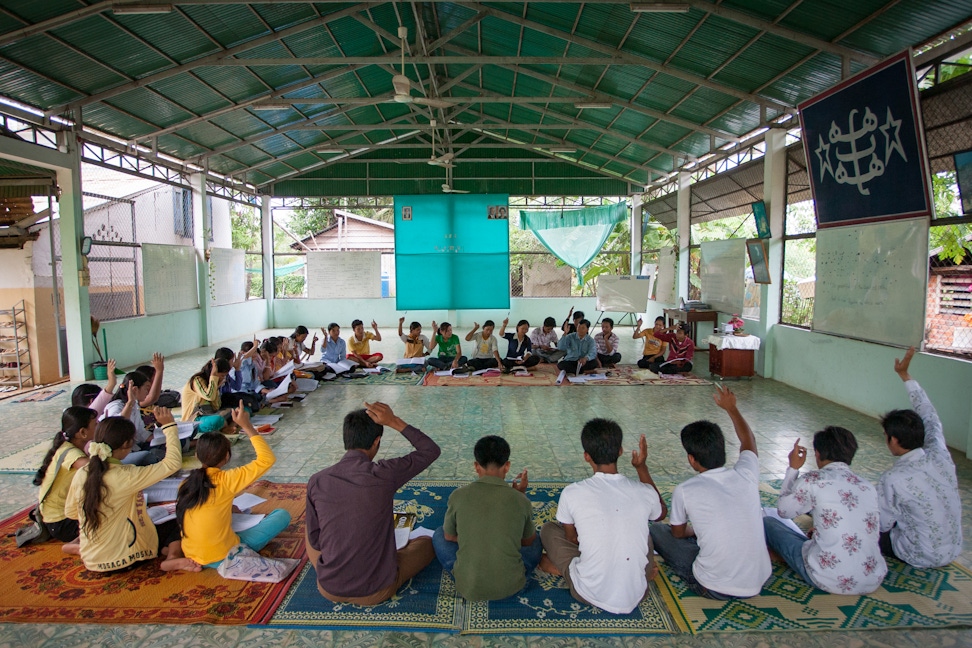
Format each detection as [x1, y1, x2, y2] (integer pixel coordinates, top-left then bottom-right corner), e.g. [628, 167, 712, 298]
[321, 336, 347, 364]
[220, 367, 243, 394]
[557, 332, 596, 361]
[502, 332, 532, 359]
[238, 357, 261, 393]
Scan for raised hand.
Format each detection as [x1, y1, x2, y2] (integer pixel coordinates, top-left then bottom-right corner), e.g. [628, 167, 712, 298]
[712, 384, 737, 411]
[105, 359, 118, 391]
[153, 406, 175, 426]
[364, 401, 404, 430]
[636, 318, 643, 328]
[894, 346, 915, 380]
[127, 380, 138, 403]
[371, 320, 379, 331]
[399, 316, 406, 324]
[231, 402, 254, 434]
[512, 468, 529, 493]
[631, 433, 648, 469]
[152, 352, 164, 372]
[788, 438, 808, 470]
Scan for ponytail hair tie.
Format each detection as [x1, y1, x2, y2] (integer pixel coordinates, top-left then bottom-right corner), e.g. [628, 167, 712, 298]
[61, 431, 70, 441]
[88, 442, 113, 461]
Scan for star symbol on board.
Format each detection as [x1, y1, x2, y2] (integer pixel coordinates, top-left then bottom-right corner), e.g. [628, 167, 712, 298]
[815, 133, 833, 182]
[879, 106, 907, 164]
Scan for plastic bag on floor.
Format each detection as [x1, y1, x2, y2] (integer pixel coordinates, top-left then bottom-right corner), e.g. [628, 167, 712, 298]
[216, 544, 299, 583]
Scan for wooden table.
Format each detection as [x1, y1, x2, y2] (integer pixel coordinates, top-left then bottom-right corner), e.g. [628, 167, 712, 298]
[663, 309, 719, 347]
[707, 334, 760, 379]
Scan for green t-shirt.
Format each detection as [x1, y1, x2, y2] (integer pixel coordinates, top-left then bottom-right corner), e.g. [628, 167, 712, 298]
[443, 476, 536, 601]
[435, 334, 461, 359]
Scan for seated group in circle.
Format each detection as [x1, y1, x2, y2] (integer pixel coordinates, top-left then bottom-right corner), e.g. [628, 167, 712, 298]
[32, 342, 959, 614]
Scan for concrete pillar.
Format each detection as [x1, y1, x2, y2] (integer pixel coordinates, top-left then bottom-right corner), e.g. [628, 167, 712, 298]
[630, 196, 643, 275]
[190, 173, 212, 346]
[261, 195, 275, 328]
[760, 128, 787, 378]
[55, 132, 97, 381]
[676, 171, 692, 302]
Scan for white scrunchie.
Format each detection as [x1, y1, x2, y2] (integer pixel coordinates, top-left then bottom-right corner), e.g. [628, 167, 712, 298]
[88, 442, 113, 461]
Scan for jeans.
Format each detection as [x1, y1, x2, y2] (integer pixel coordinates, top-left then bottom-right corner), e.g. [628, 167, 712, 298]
[432, 526, 543, 578]
[762, 517, 811, 584]
[637, 356, 663, 369]
[597, 353, 622, 366]
[649, 522, 732, 600]
[427, 356, 467, 370]
[657, 361, 692, 374]
[205, 508, 292, 568]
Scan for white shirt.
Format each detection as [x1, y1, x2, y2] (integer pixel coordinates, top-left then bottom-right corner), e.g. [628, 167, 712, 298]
[669, 450, 771, 597]
[468, 333, 499, 360]
[556, 472, 662, 614]
[778, 462, 887, 595]
[529, 327, 558, 349]
[102, 398, 151, 444]
[876, 380, 962, 568]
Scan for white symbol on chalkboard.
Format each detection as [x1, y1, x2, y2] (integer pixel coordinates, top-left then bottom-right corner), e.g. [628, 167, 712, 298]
[402, 206, 412, 221]
[814, 106, 906, 196]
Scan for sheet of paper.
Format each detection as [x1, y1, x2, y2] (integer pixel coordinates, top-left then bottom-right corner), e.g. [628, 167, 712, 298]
[231, 513, 266, 533]
[272, 360, 294, 379]
[566, 376, 588, 384]
[434, 369, 453, 377]
[250, 415, 282, 426]
[362, 368, 382, 374]
[233, 493, 267, 513]
[295, 378, 318, 392]
[762, 507, 806, 536]
[584, 373, 607, 380]
[149, 422, 195, 446]
[409, 526, 436, 540]
[147, 503, 176, 525]
[326, 360, 357, 373]
[266, 374, 291, 400]
[396, 358, 425, 366]
[297, 361, 324, 371]
[144, 476, 185, 504]
[472, 368, 501, 376]
[556, 370, 566, 385]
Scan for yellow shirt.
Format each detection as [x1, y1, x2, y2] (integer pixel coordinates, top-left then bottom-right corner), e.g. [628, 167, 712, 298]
[180, 435, 276, 565]
[64, 425, 182, 572]
[347, 332, 375, 356]
[38, 443, 86, 523]
[180, 375, 221, 422]
[635, 330, 668, 358]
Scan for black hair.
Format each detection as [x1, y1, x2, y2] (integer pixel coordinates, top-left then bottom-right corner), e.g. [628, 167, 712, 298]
[578, 319, 591, 329]
[71, 384, 102, 408]
[679, 420, 726, 470]
[190, 358, 231, 386]
[33, 406, 96, 486]
[291, 325, 309, 339]
[343, 409, 383, 450]
[241, 340, 254, 353]
[135, 365, 156, 381]
[474, 435, 511, 468]
[351, 319, 363, 328]
[581, 418, 623, 466]
[327, 322, 340, 332]
[543, 316, 556, 327]
[813, 426, 858, 465]
[439, 322, 452, 334]
[574, 311, 585, 321]
[483, 319, 495, 328]
[654, 316, 665, 324]
[516, 319, 529, 329]
[677, 322, 690, 334]
[81, 417, 137, 537]
[261, 339, 278, 354]
[880, 409, 925, 451]
[409, 321, 421, 332]
[176, 433, 232, 531]
[110, 371, 149, 403]
[602, 317, 614, 328]
[214, 347, 234, 362]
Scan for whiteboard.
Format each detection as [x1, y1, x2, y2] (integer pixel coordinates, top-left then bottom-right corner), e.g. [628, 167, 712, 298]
[210, 247, 246, 306]
[813, 217, 927, 348]
[596, 275, 653, 312]
[142, 243, 198, 315]
[307, 251, 381, 299]
[700, 239, 746, 314]
[653, 246, 677, 303]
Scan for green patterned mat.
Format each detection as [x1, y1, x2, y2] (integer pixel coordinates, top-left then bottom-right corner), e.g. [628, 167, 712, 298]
[0, 440, 48, 474]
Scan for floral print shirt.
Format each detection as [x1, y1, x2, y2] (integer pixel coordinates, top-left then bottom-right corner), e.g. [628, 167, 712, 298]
[778, 462, 887, 595]
[876, 380, 962, 568]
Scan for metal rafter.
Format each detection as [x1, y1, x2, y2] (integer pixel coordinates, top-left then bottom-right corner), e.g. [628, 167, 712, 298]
[44, 3, 382, 116]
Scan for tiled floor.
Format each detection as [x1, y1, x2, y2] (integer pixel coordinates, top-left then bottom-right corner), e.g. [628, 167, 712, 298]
[0, 328, 970, 647]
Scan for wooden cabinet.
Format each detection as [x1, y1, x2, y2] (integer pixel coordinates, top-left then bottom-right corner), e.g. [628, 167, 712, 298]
[708, 344, 755, 379]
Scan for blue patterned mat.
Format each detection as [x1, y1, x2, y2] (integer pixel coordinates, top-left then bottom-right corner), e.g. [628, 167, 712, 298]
[267, 480, 680, 635]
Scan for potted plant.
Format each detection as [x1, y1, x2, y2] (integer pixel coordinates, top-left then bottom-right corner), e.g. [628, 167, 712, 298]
[728, 314, 746, 335]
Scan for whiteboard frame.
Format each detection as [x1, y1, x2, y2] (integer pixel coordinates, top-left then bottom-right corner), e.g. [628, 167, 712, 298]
[306, 251, 382, 300]
[142, 243, 199, 315]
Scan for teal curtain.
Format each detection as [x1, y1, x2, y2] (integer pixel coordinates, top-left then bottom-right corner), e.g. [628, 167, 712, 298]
[519, 202, 628, 285]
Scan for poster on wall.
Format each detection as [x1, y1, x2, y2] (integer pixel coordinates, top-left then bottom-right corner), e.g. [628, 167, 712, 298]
[798, 50, 931, 228]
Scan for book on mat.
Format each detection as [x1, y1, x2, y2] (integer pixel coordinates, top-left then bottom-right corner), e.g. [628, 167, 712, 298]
[149, 422, 195, 447]
[272, 360, 295, 379]
[144, 476, 185, 504]
[396, 357, 425, 366]
[147, 502, 176, 525]
[233, 493, 267, 513]
[266, 374, 291, 400]
[325, 359, 357, 373]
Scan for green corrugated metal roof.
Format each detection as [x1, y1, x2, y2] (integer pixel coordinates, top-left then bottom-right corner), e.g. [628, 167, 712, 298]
[0, 0, 967, 195]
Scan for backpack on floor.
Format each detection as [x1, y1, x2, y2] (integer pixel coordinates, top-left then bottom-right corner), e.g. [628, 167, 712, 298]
[155, 390, 181, 408]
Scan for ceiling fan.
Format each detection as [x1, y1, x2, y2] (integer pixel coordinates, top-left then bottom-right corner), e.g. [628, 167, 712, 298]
[426, 120, 455, 168]
[441, 166, 468, 193]
[391, 26, 451, 109]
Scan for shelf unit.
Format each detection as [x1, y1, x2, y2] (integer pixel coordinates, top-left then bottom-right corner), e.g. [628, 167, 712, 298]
[0, 300, 32, 390]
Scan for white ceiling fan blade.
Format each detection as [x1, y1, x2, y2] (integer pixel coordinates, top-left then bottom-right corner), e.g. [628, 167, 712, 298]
[414, 97, 452, 109]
